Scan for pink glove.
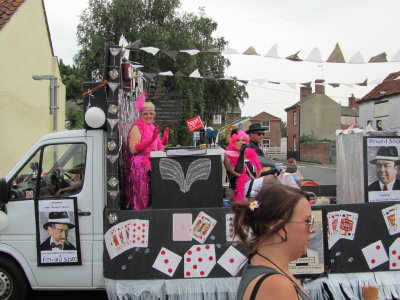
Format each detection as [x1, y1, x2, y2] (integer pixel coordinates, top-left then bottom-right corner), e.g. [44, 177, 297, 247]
[162, 127, 170, 145]
[135, 127, 159, 153]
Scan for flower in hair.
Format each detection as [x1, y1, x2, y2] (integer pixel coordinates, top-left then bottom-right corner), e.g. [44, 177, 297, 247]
[249, 200, 260, 211]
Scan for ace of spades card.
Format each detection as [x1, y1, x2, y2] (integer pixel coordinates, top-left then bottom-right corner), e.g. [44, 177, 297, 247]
[189, 212, 217, 244]
[362, 240, 389, 269]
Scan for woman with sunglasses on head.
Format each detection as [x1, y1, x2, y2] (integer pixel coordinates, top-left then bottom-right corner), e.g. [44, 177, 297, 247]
[233, 184, 314, 300]
[125, 92, 169, 210]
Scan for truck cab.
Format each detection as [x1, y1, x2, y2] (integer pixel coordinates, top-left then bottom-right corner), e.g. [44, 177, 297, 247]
[0, 129, 106, 299]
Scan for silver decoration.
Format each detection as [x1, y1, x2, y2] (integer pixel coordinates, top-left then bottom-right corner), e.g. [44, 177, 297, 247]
[216, 243, 222, 249]
[109, 47, 121, 66]
[128, 255, 133, 260]
[347, 257, 354, 262]
[121, 265, 126, 270]
[109, 68, 119, 80]
[145, 249, 150, 254]
[108, 176, 119, 187]
[107, 140, 117, 151]
[108, 104, 118, 114]
[107, 155, 118, 164]
[335, 252, 342, 256]
[210, 235, 216, 240]
[159, 158, 211, 193]
[107, 213, 118, 224]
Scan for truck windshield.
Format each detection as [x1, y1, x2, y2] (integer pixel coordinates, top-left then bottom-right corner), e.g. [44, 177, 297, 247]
[10, 143, 86, 200]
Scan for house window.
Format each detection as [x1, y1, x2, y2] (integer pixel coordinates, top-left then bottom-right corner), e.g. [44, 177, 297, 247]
[376, 119, 383, 131]
[293, 136, 297, 151]
[262, 139, 270, 148]
[374, 100, 388, 118]
[293, 112, 297, 126]
[213, 115, 222, 125]
[262, 121, 270, 132]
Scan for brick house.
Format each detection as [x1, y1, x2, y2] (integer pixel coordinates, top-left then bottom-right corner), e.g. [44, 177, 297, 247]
[340, 94, 359, 129]
[249, 112, 281, 149]
[285, 80, 340, 160]
[357, 71, 400, 130]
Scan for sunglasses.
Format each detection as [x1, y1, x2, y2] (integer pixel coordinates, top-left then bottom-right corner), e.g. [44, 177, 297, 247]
[289, 215, 315, 233]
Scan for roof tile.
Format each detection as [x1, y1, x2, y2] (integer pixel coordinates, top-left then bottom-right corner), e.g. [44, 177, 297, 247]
[359, 71, 400, 102]
[0, 0, 25, 31]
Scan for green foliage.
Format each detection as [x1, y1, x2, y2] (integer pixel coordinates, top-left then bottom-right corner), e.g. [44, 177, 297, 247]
[66, 108, 84, 129]
[59, 59, 87, 103]
[281, 121, 287, 137]
[299, 134, 334, 144]
[75, 0, 248, 145]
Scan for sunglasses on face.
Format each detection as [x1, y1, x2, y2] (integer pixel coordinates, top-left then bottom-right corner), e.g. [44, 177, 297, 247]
[289, 215, 315, 233]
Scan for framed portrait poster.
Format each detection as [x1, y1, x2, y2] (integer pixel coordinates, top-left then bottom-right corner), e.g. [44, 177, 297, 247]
[35, 197, 82, 266]
[363, 136, 400, 202]
[289, 209, 326, 275]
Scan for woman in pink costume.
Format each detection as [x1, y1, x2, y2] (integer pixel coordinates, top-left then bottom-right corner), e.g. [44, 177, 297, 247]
[125, 92, 169, 210]
[224, 129, 262, 202]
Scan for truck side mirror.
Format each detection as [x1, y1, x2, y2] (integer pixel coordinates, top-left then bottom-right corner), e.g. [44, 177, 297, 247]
[0, 178, 9, 204]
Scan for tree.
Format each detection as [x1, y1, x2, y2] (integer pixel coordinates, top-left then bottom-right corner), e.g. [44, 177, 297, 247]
[59, 59, 86, 105]
[281, 121, 287, 137]
[75, 0, 248, 145]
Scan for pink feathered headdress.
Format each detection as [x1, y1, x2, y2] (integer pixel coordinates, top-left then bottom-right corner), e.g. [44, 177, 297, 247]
[134, 91, 147, 112]
[228, 129, 250, 148]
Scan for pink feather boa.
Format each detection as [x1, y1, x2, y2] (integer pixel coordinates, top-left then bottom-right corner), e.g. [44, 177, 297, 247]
[225, 145, 262, 202]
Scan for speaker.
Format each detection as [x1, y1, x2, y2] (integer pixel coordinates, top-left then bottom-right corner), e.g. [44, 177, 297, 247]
[82, 82, 107, 129]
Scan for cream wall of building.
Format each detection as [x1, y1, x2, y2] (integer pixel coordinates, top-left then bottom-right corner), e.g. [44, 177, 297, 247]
[300, 95, 341, 141]
[0, 0, 66, 176]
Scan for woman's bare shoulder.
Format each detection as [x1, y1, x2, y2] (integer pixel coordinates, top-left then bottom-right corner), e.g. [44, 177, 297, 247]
[256, 274, 299, 300]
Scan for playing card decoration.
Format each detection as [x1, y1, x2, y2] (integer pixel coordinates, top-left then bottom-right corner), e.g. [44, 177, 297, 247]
[152, 247, 182, 277]
[217, 246, 247, 276]
[327, 210, 358, 249]
[104, 219, 149, 259]
[172, 213, 192, 241]
[159, 158, 211, 193]
[184, 244, 216, 278]
[226, 213, 239, 242]
[389, 238, 400, 270]
[189, 211, 217, 244]
[382, 204, 400, 235]
[362, 240, 389, 269]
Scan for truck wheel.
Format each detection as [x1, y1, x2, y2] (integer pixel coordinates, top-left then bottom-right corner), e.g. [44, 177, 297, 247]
[0, 256, 29, 300]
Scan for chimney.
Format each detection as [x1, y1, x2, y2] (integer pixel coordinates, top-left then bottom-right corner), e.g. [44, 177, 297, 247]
[348, 94, 359, 109]
[315, 79, 325, 94]
[300, 86, 312, 99]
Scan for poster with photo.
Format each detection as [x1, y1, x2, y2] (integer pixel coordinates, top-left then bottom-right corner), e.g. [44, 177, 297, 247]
[289, 210, 325, 275]
[35, 198, 81, 266]
[363, 137, 400, 202]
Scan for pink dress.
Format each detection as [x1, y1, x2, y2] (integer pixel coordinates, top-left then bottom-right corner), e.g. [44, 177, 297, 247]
[125, 119, 164, 210]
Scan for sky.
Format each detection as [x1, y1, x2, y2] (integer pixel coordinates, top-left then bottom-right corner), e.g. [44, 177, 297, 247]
[43, 0, 400, 121]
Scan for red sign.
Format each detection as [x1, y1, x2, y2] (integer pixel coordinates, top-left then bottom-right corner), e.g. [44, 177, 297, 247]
[186, 116, 203, 132]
